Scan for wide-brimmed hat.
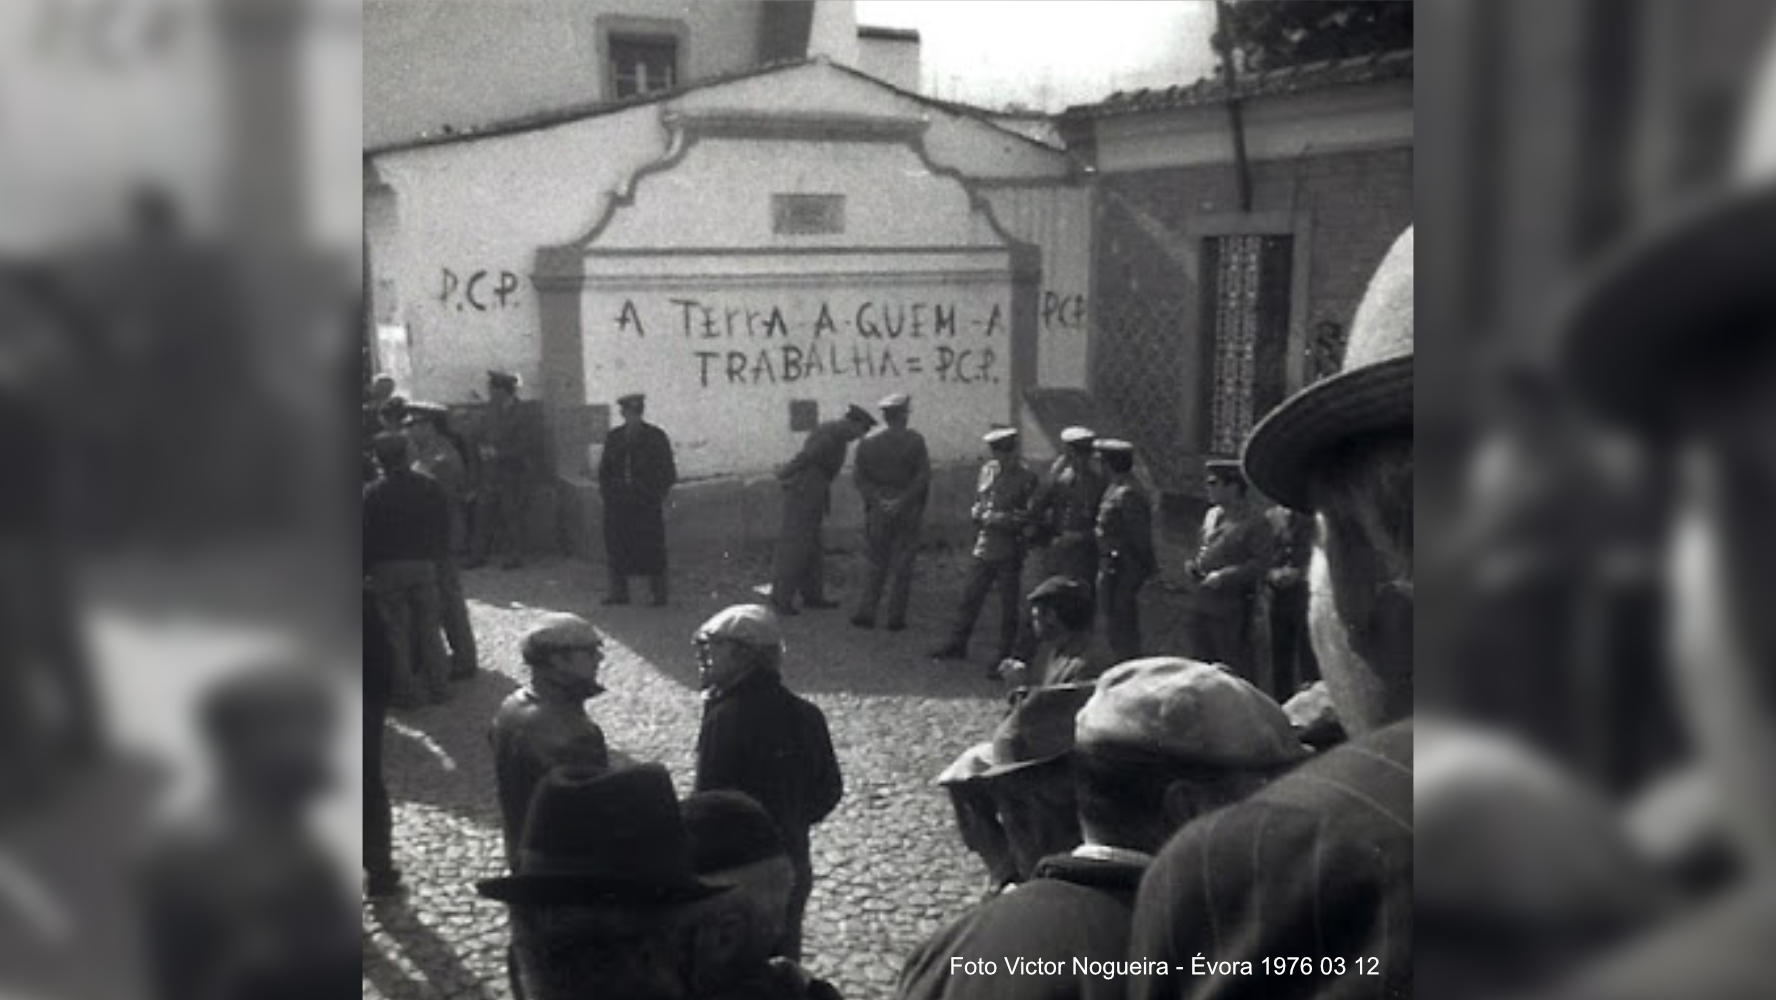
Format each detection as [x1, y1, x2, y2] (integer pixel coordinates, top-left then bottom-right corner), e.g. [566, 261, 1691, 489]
[979, 683, 1096, 779]
[1244, 227, 1413, 510]
[1075, 658, 1307, 769]
[1555, 183, 1776, 434]
[476, 764, 729, 906]
[934, 741, 997, 786]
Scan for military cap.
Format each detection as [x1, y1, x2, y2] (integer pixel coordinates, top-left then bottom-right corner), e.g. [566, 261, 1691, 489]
[403, 400, 448, 423]
[844, 403, 878, 428]
[521, 613, 604, 662]
[617, 392, 646, 410]
[695, 604, 783, 649]
[1075, 657, 1307, 769]
[1093, 438, 1134, 455]
[487, 370, 520, 390]
[1204, 458, 1245, 487]
[878, 392, 910, 411]
[983, 427, 1019, 448]
[1059, 426, 1097, 445]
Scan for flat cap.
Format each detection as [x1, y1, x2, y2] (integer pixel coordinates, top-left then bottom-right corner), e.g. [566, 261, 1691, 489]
[934, 741, 996, 786]
[694, 604, 783, 649]
[486, 370, 520, 389]
[983, 427, 1019, 447]
[1059, 426, 1097, 445]
[844, 403, 878, 428]
[1076, 657, 1307, 769]
[616, 392, 646, 409]
[878, 392, 910, 410]
[521, 613, 603, 661]
[1093, 438, 1134, 455]
[1026, 575, 1093, 612]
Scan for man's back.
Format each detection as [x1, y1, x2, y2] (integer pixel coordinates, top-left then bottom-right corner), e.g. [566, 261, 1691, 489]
[363, 470, 449, 563]
[488, 689, 610, 865]
[856, 426, 930, 498]
[1129, 720, 1413, 1000]
[695, 671, 842, 851]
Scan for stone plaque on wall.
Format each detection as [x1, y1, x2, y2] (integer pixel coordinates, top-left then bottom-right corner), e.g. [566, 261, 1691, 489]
[772, 194, 845, 235]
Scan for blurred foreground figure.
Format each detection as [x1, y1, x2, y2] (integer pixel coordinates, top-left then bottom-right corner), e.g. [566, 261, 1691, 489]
[1535, 181, 1776, 998]
[898, 659, 1303, 1000]
[141, 666, 357, 1000]
[693, 605, 843, 961]
[934, 742, 1020, 900]
[1131, 228, 1415, 1000]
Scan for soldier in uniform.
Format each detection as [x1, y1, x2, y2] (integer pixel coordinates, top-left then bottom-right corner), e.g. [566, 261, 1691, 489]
[771, 404, 875, 615]
[1181, 458, 1274, 681]
[597, 393, 678, 607]
[406, 402, 479, 680]
[1032, 426, 1107, 587]
[930, 428, 1041, 673]
[470, 370, 538, 570]
[1094, 438, 1157, 662]
[850, 392, 931, 631]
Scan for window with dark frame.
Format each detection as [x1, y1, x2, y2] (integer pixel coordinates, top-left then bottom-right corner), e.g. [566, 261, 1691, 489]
[610, 35, 678, 99]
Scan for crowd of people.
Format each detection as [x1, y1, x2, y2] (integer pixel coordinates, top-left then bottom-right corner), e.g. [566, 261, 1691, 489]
[360, 222, 1417, 1000]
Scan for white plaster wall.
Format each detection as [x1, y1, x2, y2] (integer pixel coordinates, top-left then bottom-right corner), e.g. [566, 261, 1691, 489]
[372, 105, 672, 401]
[981, 185, 1093, 389]
[855, 36, 921, 93]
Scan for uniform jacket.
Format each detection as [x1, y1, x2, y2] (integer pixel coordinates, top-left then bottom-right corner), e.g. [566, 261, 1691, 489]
[694, 669, 843, 860]
[896, 850, 1149, 1000]
[477, 399, 539, 477]
[1128, 720, 1413, 1000]
[854, 426, 931, 516]
[1035, 453, 1108, 541]
[488, 688, 611, 867]
[362, 468, 450, 566]
[970, 457, 1040, 563]
[779, 420, 855, 489]
[1096, 475, 1157, 579]
[1189, 505, 1274, 617]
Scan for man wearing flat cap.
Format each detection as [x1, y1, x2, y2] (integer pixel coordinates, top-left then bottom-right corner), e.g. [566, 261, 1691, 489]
[772, 405, 875, 615]
[1093, 438, 1157, 662]
[1130, 228, 1415, 1000]
[598, 393, 678, 607]
[851, 392, 931, 631]
[996, 575, 1104, 693]
[471, 370, 541, 570]
[692, 605, 843, 961]
[930, 427, 1041, 670]
[405, 401, 479, 681]
[900, 662, 1301, 1000]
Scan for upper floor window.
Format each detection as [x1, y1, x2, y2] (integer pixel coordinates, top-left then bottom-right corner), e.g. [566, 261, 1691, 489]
[610, 36, 678, 99]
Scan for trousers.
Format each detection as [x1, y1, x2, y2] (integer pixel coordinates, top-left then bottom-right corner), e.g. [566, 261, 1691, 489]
[854, 505, 922, 626]
[946, 556, 1024, 659]
[369, 559, 451, 707]
[474, 469, 531, 566]
[772, 480, 830, 607]
[435, 557, 478, 678]
[1098, 566, 1148, 663]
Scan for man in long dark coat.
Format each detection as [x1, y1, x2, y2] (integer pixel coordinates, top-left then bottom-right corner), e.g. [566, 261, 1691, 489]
[771, 404, 874, 615]
[470, 370, 538, 570]
[598, 393, 677, 606]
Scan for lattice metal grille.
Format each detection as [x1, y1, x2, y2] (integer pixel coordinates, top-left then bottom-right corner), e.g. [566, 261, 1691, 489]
[1093, 291, 1196, 492]
[1209, 234, 1264, 456]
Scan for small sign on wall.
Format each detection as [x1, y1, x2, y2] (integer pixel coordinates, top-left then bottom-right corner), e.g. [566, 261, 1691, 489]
[772, 194, 845, 235]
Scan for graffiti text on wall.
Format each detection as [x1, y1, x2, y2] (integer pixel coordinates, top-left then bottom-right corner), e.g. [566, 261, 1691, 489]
[439, 268, 521, 312]
[611, 295, 1006, 389]
[1041, 291, 1087, 333]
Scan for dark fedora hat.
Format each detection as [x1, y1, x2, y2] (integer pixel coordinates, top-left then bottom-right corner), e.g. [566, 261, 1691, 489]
[476, 764, 729, 907]
[1556, 183, 1776, 434]
[1244, 227, 1413, 510]
[979, 683, 1096, 780]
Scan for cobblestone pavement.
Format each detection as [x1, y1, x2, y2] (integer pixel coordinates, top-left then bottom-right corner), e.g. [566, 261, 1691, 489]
[363, 543, 1024, 1000]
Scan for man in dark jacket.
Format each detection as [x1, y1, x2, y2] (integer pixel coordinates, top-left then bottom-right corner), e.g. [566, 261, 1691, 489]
[1129, 228, 1416, 1000]
[471, 370, 539, 570]
[851, 392, 930, 631]
[363, 588, 400, 898]
[772, 405, 875, 614]
[1181, 459, 1273, 681]
[599, 393, 678, 606]
[693, 605, 843, 961]
[995, 576, 1104, 693]
[1093, 439, 1157, 662]
[897, 659, 1304, 1000]
[363, 433, 452, 708]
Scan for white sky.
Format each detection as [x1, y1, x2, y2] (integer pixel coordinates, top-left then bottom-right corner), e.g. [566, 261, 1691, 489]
[854, 0, 1219, 112]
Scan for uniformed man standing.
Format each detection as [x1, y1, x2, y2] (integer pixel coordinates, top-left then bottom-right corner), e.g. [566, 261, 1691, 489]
[1094, 438, 1157, 662]
[771, 404, 875, 615]
[850, 392, 930, 631]
[1032, 426, 1107, 588]
[598, 393, 678, 607]
[930, 427, 1040, 673]
[1181, 459, 1273, 680]
[470, 370, 539, 570]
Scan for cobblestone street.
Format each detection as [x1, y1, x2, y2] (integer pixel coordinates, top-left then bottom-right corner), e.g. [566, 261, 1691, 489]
[362, 544, 1017, 1000]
